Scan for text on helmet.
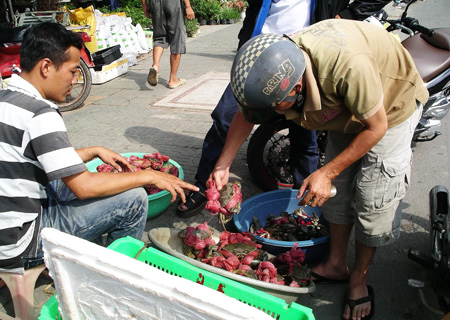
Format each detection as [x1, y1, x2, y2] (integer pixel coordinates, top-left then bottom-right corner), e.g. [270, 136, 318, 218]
[262, 59, 295, 96]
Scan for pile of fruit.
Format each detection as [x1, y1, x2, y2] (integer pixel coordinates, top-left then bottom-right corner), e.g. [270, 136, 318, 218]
[179, 222, 311, 287]
[96, 152, 178, 194]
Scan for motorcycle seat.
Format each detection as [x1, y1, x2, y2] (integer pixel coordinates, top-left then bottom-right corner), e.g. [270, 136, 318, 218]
[402, 28, 450, 83]
[0, 25, 30, 44]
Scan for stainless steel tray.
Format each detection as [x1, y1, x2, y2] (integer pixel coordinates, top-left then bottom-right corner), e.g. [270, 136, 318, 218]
[148, 227, 315, 303]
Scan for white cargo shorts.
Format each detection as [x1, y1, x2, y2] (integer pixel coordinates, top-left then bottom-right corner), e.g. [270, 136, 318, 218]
[321, 104, 422, 247]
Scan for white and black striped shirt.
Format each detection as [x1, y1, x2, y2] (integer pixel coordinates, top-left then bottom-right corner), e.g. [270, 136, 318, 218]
[0, 75, 86, 273]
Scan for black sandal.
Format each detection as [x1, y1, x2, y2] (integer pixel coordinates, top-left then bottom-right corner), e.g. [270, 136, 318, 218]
[177, 190, 207, 218]
[345, 285, 375, 320]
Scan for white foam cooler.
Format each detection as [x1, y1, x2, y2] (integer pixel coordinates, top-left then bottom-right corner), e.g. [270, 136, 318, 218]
[89, 56, 129, 85]
[41, 228, 274, 320]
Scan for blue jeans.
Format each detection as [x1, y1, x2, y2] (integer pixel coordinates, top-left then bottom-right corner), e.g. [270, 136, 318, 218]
[194, 83, 319, 190]
[23, 179, 148, 269]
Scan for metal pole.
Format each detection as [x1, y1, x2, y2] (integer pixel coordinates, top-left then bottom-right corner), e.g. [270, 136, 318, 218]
[7, 0, 14, 23]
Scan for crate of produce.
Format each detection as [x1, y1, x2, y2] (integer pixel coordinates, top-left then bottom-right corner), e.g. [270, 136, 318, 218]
[91, 44, 122, 66]
[39, 236, 315, 320]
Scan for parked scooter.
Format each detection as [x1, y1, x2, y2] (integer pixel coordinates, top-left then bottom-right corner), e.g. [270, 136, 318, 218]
[408, 185, 450, 316]
[385, 1, 450, 142]
[246, 0, 450, 191]
[0, 24, 93, 112]
[0, 25, 27, 79]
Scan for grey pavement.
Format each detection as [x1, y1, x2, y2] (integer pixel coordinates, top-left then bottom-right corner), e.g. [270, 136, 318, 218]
[1, 1, 449, 319]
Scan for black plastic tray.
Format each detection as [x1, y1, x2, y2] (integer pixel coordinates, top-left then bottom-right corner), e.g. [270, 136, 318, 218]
[92, 44, 122, 67]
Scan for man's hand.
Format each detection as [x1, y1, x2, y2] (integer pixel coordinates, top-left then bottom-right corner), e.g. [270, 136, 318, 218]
[147, 170, 198, 203]
[62, 165, 199, 201]
[76, 146, 132, 172]
[208, 165, 230, 191]
[297, 169, 334, 207]
[96, 147, 133, 172]
[185, 6, 195, 20]
[141, 0, 151, 19]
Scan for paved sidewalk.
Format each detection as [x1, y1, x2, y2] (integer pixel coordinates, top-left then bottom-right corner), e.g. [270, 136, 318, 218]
[1, 1, 449, 318]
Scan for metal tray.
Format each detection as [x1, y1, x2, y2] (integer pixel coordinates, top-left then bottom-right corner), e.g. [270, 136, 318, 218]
[148, 227, 316, 303]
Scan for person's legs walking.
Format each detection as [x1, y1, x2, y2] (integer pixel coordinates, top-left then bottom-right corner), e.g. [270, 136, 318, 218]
[165, 0, 186, 88]
[147, 0, 167, 86]
[147, 46, 164, 86]
[168, 53, 182, 87]
[152, 46, 164, 73]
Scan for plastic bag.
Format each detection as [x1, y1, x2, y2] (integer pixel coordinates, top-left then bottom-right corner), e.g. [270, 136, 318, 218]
[65, 6, 98, 53]
[94, 11, 139, 66]
[135, 23, 150, 52]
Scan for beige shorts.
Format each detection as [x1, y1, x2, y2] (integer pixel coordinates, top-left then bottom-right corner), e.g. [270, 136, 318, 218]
[321, 104, 422, 247]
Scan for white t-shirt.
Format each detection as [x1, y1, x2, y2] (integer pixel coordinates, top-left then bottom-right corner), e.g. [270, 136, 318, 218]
[261, 0, 312, 36]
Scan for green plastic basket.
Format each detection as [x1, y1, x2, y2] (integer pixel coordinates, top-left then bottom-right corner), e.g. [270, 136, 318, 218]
[85, 152, 184, 219]
[38, 295, 59, 320]
[39, 236, 315, 320]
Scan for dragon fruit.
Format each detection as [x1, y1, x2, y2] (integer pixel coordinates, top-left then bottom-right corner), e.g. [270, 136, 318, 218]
[95, 152, 178, 195]
[205, 180, 242, 216]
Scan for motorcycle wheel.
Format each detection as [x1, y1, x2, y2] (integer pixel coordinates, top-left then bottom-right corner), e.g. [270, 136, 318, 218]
[247, 119, 294, 191]
[57, 59, 92, 112]
[247, 120, 327, 191]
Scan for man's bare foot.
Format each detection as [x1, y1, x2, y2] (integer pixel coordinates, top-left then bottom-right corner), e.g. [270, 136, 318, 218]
[168, 78, 186, 89]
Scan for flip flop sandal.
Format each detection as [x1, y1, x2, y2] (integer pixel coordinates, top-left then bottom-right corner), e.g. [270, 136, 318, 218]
[147, 67, 158, 86]
[168, 78, 186, 89]
[345, 285, 375, 320]
[176, 190, 207, 218]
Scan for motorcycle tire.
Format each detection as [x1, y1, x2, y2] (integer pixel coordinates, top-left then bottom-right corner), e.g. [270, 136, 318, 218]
[247, 119, 294, 191]
[57, 59, 92, 113]
[247, 120, 327, 192]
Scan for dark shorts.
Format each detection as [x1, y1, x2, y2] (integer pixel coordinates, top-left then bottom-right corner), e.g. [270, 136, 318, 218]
[149, 0, 186, 54]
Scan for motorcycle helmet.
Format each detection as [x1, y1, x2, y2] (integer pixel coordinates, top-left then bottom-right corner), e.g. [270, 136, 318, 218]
[230, 33, 306, 124]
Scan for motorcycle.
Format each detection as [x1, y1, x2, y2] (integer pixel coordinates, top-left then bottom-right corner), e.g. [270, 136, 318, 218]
[246, 0, 450, 191]
[408, 185, 450, 316]
[0, 24, 93, 112]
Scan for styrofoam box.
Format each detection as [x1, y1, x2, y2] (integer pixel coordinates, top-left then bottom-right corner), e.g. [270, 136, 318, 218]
[41, 228, 274, 320]
[90, 56, 128, 85]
